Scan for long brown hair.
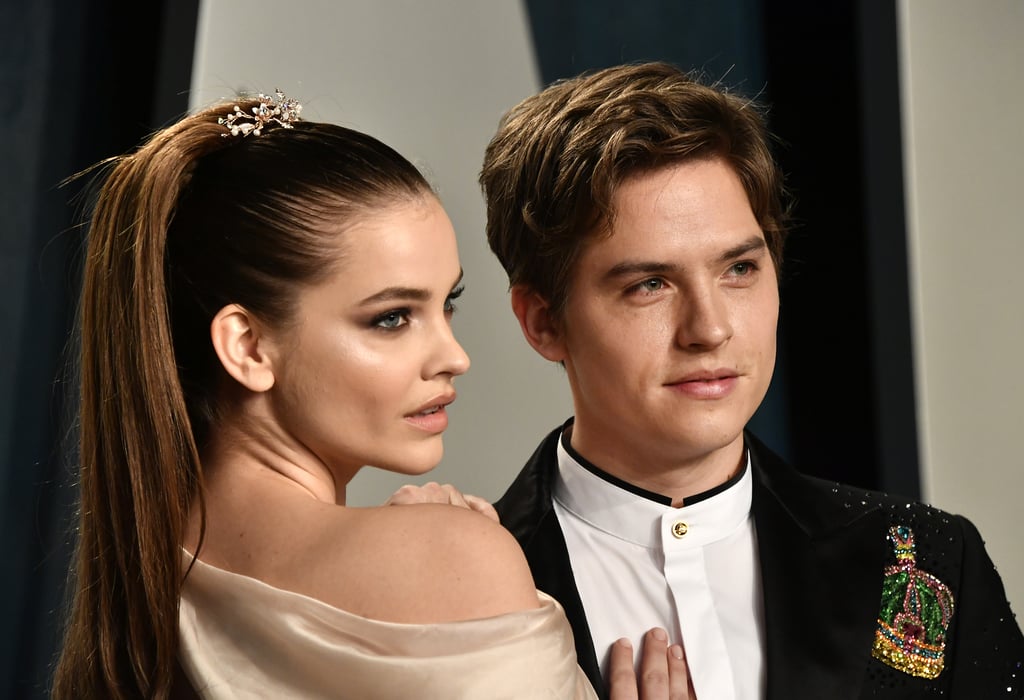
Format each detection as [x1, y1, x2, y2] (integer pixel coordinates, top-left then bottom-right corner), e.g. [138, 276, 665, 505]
[53, 99, 431, 699]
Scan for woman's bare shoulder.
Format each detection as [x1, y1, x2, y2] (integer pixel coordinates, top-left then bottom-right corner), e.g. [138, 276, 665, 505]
[304, 503, 540, 624]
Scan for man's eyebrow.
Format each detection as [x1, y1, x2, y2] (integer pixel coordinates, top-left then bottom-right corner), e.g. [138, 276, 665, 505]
[359, 270, 464, 306]
[601, 236, 768, 282]
[718, 236, 768, 263]
[602, 260, 679, 282]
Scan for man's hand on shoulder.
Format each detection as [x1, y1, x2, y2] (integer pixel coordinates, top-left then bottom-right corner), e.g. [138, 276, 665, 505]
[385, 481, 500, 523]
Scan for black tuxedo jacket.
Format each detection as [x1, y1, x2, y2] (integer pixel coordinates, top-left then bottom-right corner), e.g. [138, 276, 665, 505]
[495, 426, 1024, 699]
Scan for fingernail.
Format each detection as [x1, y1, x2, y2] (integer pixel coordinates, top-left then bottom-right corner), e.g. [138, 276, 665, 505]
[651, 628, 667, 642]
[670, 644, 684, 660]
[617, 637, 633, 649]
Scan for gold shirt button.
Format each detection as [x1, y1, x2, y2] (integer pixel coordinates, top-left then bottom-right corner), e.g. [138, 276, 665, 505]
[671, 521, 689, 538]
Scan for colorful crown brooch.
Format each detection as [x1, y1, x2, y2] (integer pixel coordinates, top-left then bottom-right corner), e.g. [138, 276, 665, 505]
[871, 525, 955, 679]
[218, 89, 302, 137]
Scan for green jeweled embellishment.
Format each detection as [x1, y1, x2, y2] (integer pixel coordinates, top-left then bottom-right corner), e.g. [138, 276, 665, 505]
[871, 525, 955, 679]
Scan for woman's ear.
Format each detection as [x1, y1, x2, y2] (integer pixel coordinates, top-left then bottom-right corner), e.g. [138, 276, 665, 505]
[510, 285, 567, 362]
[210, 304, 276, 392]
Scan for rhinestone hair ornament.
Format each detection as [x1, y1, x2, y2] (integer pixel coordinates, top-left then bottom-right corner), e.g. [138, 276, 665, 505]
[217, 90, 302, 137]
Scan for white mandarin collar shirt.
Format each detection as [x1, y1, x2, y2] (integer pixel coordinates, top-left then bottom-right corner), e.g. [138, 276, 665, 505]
[553, 433, 766, 700]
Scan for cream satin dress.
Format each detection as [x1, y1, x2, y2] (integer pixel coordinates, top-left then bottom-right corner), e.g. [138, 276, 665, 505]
[178, 554, 597, 699]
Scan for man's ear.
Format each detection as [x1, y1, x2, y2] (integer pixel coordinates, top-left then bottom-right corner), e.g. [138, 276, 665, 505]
[210, 304, 276, 392]
[510, 285, 567, 362]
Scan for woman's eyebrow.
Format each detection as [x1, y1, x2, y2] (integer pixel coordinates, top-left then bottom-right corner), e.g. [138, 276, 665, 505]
[359, 286, 430, 306]
[361, 269, 464, 306]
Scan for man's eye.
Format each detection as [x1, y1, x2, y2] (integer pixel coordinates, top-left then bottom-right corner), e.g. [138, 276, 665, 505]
[730, 262, 756, 276]
[636, 278, 665, 293]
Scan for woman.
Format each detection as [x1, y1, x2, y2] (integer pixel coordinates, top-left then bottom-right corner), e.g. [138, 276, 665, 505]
[52, 92, 689, 699]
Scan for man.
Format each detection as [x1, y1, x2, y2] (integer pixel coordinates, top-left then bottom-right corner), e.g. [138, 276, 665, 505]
[479, 62, 1024, 699]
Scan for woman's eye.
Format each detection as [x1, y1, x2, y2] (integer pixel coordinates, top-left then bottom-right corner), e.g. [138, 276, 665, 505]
[444, 285, 465, 314]
[373, 310, 409, 329]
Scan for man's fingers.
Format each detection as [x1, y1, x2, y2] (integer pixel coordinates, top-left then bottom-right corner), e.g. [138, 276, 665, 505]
[385, 481, 444, 506]
[464, 494, 501, 523]
[384, 484, 427, 506]
[607, 638, 638, 700]
[436, 483, 464, 506]
[384, 483, 499, 522]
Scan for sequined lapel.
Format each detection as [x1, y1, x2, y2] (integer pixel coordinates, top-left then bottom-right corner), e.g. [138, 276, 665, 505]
[748, 434, 889, 700]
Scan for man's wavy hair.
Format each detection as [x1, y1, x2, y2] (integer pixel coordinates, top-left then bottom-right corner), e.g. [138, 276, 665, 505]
[480, 61, 789, 317]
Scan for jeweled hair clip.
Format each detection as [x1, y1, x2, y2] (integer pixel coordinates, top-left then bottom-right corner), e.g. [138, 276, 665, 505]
[218, 89, 302, 137]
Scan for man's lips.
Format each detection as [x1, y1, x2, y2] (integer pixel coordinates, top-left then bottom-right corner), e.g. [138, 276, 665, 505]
[665, 370, 739, 399]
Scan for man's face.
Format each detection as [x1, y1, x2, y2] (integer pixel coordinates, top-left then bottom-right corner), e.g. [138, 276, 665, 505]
[546, 157, 779, 480]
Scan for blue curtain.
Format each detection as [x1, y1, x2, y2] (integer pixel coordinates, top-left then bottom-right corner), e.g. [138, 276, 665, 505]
[0, 1, 197, 696]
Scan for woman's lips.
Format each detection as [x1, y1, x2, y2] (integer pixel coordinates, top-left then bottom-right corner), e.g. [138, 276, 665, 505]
[404, 406, 450, 433]
[405, 394, 455, 433]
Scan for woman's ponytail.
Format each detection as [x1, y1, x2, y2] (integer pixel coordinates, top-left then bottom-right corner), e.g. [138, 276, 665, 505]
[53, 106, 237, 700]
